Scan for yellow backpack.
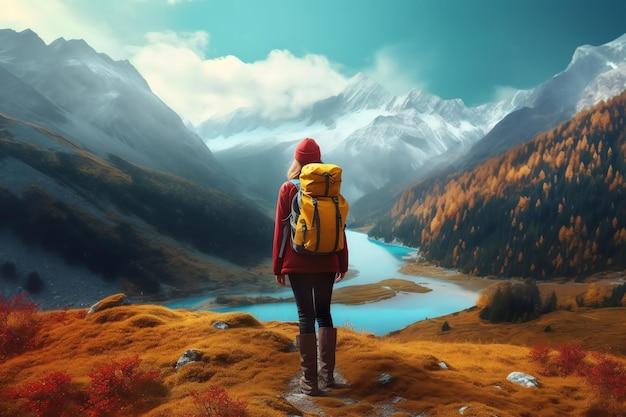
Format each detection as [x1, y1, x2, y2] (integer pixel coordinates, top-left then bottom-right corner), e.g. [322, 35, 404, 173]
[289, 163, 349, 255]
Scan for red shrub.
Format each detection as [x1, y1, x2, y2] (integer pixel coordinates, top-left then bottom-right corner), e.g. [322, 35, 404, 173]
[4, 371, 74, 417]
[188, 386, 248, 417]
[81, 355, 160, 417]
[528, 344, 553, 375]
[555, 343, 587, 376]
[0, 293, 41, 359]
[584, 352, 626, 402]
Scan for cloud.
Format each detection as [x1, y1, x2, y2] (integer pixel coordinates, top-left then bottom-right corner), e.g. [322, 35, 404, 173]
[491, 85, 522, 103]
[130, 31, 348, 125]
[1, 1, 349, 125]
[364, 46, 425, 96]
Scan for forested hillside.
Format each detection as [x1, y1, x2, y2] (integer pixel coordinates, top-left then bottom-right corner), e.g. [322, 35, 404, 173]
[0, 114, 273, 298]
[370, 90, 626, 279]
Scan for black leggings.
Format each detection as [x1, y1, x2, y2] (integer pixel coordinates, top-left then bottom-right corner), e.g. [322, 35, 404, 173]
[289, 273, 335, 334]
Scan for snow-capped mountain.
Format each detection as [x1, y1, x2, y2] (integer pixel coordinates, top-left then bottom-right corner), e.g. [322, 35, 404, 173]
[0, 28, 231, 191]
[195, 33, 626, 206]
[464, 33, 626, 166]
[196, 73, 523, 204]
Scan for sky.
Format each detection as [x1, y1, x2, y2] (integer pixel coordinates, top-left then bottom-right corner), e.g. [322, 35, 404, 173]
[2, 0, 626, 126]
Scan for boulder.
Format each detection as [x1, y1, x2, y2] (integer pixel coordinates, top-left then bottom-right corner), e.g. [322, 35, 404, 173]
[212, 320, 230, 330]
[175, 349, 203, 369]
[506, 371, 540, 388]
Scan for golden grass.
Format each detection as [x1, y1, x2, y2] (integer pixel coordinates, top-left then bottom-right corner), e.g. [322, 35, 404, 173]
[1, 299, 625, 417]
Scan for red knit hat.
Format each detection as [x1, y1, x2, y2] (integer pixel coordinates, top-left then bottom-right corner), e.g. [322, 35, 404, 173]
[294, 137, 321, 165]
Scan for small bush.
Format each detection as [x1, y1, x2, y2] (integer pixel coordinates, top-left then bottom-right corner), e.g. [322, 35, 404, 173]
[584, 352, 626, 402]
[0, 293, 41, 359]
[441, 321, 451, 331]
[188, 386, 248, 417]
[4, 371, 74, 417]
[528, 343, 626, 409]
[528, 344, 553, 375]
[479, 281, 542, 323]
[555, 343, 587, 376]
[81, 355, 161, 417]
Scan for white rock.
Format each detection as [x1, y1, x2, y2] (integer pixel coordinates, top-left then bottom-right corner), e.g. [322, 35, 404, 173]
[506, 371, 539, 388]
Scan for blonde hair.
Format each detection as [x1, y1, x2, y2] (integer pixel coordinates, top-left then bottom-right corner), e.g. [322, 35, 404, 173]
[287, 159, 301, 180]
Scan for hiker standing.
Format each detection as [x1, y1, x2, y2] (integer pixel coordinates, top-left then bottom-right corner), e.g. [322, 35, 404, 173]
[272, 137, 349, 396]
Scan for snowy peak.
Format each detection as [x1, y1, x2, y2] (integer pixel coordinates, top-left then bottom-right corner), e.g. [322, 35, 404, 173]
[197, 72, 506, 203]
[569, 32, 626, 70]
[554, 32, 626, 112]
[196, 31, 626, 206]
[339, 73, 395, 110]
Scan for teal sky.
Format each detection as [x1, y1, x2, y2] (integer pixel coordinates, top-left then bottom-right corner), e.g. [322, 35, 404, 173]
[2, 0, 626, 123]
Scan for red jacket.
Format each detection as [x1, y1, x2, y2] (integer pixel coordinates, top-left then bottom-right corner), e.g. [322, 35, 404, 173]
[272, 180, 349, 275]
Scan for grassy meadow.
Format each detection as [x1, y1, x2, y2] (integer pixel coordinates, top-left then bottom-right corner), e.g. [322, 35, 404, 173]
[1, 271, 625, 417]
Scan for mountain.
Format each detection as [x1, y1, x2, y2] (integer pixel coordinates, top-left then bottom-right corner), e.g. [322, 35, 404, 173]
[194, 33, 626, 214]
[464, 32, 626, 167]
[0, 113, 275, 308]
[0, 29, 275, 307]
[0, 28, 233, 191]
[196, 73, 519, 206]
[369, 90, 626, 279]
[3, 27, 626, 305]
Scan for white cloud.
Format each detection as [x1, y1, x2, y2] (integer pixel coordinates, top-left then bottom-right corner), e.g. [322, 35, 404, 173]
[1, 1, 349, 125]
[365, 46, 424, 96]
[130, 31, 348, 125]
[491, 85, 521, 102]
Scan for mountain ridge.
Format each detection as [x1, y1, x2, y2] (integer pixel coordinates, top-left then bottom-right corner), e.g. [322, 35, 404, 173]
[0, 112, 273, 308]
[0, 28, 234, 193]
[195, 32, 626, 209]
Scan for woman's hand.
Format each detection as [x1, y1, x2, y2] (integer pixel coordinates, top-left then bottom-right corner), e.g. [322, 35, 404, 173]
[335, 272, 346, 283]
[275, 275, 286, 286]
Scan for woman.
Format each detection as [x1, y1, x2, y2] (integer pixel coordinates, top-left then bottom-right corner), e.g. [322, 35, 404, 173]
[272, 137, 349, 396]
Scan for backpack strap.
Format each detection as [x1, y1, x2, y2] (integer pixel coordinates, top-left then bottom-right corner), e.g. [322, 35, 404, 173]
[312, 197, 320, 252]
[289, 179, 302, 218]
[278, 180, 300, 259]
[332, 196, 341, 252]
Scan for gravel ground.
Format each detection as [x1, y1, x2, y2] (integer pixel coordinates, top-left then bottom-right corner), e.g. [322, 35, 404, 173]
[0, 230, 122, 310]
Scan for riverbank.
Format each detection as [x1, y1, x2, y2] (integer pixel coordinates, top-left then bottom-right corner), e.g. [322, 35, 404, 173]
[190, 278, 432, 309]
[399, 260, 626, 307]
[398, 261, 502, 292]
